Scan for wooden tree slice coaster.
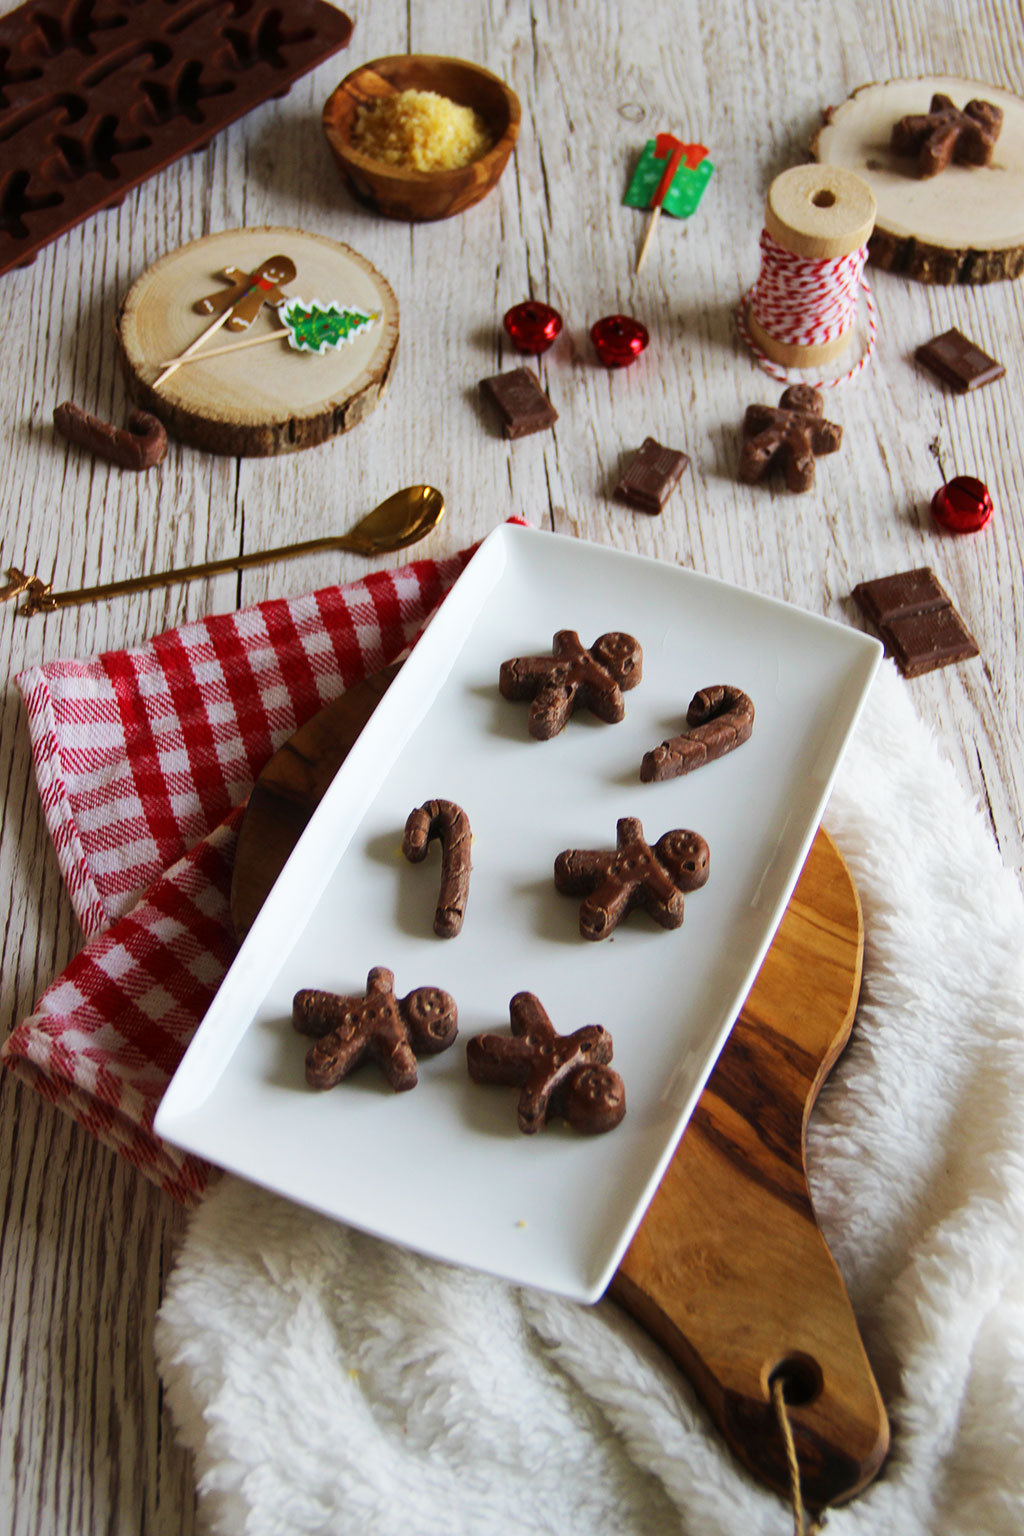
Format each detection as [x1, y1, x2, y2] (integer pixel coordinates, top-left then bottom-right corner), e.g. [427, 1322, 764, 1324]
[812, 76, 1024, 283]
[118, 226, 399, 455]
[230, 670, 888, 1511]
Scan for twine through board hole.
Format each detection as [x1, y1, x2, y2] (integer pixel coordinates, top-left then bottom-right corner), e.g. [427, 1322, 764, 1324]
[770, 1370, 828, 1536]
[736, 228, 877, 389]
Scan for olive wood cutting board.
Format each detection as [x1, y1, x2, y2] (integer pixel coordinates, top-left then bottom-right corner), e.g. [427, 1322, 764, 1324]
[231, 667, 889, 1513]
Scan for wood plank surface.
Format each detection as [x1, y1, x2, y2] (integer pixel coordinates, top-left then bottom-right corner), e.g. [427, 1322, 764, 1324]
[2, 1, 1022, 1530]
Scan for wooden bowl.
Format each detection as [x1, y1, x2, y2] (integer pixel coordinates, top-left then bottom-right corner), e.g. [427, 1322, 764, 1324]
[322, 55, 521, 221]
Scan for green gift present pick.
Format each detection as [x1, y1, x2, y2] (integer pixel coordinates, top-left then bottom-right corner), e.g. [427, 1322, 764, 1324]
[624, 137, 714, 218]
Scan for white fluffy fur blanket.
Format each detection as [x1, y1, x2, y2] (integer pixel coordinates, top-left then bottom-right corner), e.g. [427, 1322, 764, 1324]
[156, 663, 1024, 1535]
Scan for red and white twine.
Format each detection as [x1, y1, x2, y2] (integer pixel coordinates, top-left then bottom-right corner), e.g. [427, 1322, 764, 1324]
[737, 228, 876, 388]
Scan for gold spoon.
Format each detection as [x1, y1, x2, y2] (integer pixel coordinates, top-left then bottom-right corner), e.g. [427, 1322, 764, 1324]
[12, 485, 445, 618]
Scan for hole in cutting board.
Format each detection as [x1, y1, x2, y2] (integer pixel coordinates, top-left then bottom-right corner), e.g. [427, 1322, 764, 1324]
[767, 1353, 823, 1407]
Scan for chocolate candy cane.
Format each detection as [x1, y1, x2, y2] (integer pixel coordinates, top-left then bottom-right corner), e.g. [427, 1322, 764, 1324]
[53, 401, 167, 470]
[641, 685, 754, 782]
[402, 799, 472, 938]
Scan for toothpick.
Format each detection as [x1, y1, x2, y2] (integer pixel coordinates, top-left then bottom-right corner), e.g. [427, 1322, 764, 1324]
[635, 135, 686, 273]
[635, 205, 663, 274]
[156, 305, 380, 369]
[153, 309, 234, 388]
[156, 325, 288, 369]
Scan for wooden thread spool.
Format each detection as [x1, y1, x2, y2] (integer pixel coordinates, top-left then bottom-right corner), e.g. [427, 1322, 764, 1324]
[746, 165, 877, 368]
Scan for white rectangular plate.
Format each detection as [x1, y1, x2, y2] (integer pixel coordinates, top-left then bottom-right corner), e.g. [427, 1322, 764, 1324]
[156, 525, 881, 1302]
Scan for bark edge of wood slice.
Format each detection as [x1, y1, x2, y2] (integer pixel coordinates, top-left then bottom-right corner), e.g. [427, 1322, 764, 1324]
[812, 75, 1024, 284]
[117, 225, 400, 455]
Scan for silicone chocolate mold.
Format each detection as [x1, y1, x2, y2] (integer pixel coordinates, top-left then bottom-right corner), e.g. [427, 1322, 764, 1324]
[0, 0, 354, 278]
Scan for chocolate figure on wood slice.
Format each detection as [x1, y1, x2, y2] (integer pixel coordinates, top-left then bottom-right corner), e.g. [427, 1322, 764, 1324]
[467, 992, 626, 1134]
[499, 630, 643, 739]
[641, 685, 754, 782]
[891, 94, 1003, 178]
[738, 384, 842, 493]
[293, 966, 457, 1091]
[555, 816, 710, 940]
[195, 254, 297, 331]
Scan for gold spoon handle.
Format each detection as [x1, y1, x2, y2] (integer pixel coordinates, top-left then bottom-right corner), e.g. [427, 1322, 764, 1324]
[21, 532, 372, 616]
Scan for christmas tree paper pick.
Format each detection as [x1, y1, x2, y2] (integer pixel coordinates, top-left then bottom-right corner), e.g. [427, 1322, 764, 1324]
[156, 299, 378, 369]
[281, 299, 377, 352]
[626, 134, 714, 272]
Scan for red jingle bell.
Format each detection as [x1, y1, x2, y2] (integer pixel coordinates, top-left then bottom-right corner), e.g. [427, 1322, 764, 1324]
[930, 476, 993, 534]
[590, 314, 649, 368]
[503, 302, 563, 355]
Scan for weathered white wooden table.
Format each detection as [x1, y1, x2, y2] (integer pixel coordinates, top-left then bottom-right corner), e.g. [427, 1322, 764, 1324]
[2, 1, 1021, 1528]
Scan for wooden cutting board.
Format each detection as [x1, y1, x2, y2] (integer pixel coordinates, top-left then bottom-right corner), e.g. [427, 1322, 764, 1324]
[231, 669, 889, 1513]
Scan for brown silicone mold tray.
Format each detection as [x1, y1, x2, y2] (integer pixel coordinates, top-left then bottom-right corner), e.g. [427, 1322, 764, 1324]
[0, 0, 354, 279]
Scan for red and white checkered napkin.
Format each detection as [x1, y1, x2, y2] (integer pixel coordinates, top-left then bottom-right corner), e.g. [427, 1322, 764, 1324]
[2, 547, 476, 1205]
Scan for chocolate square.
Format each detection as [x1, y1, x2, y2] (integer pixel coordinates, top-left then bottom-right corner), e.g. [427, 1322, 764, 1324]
[480, 368, 558, 438]
[852, 566, 979, 678]
[851, 567, 952, 627]
[615, 437, 690, 513]
[885, 607, 980, 677]
[915, 327, 1005, 392]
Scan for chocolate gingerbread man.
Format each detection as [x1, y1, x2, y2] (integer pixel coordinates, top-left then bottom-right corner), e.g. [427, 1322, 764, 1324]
[555, 816, 710, 940]
[738, 384, 841, 493]
[466, 992, 626, 1134]
[293, 966, 457, 1091]
[499, 630, 643, 739]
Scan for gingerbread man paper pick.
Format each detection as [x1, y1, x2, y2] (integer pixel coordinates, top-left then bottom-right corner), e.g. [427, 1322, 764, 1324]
[154, 253, 297, 387]
[467, 992, 626, 1134]
[195, 254, 297, 330]
[555, 816, 710, 940]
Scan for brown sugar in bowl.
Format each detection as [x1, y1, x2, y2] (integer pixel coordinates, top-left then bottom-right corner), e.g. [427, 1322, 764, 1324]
[322, 55, 521, 221]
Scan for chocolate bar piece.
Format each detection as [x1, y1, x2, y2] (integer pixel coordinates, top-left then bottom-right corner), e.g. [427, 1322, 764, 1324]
[851, 567, 951, 627]
[615, 437, 690, 513]
[0, 0, 353, 280]
[885, 607, 980, 678]
[915, 328, 1005, 392]
[480, 368, 558, 438]
[852, 567, 979, 677]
